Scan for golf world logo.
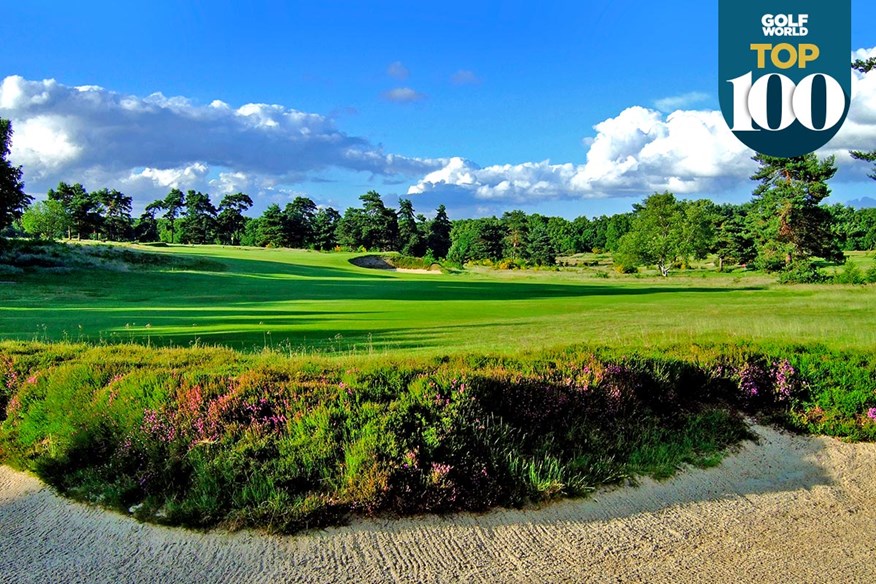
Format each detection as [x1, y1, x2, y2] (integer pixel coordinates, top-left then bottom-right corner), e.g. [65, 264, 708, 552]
[719, 1, 851, 157]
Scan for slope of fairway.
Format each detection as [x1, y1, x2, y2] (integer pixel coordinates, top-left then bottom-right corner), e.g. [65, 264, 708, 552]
[2, 243, 875, 353]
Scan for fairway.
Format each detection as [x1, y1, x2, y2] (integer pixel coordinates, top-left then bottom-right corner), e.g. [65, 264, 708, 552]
[2, 244, 875, 353]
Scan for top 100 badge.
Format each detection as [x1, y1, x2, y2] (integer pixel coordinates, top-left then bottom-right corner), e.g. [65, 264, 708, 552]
[718, 1, 851, 157]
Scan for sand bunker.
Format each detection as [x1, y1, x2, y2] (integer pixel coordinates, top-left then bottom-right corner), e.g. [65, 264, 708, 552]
[2, 424, 875, 583]
[349, 255, 441, 274]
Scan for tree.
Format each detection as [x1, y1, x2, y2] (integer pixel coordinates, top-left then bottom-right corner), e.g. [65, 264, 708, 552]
[283, 196, 317, 248]
[427, 204, 453, 259]
[93, 188, 133, 241]
[603, 213, 633, 252]
[337, 191, 398, 251]
[501, 210, 529, 260]
[849, 58, 876, 182]
[254, 204, 285, 247]
[546, 216, 578, 256]
[158, 188, 185, 243]
[20, 200, 69, 240]
[526, 220, 556, 266]
[852, 57, 876, 74]
[336, 207, 367, 249]
[47, 182, 101, 239]
[571, 215, 594, 252]
[360, 191, 398, 251]
[678, 199, 716, 265]
[178, 190, 217, 244]
[713, 203, 756, 270]
[396, 198, 426, 256]
[217, 192, 253, 245]
[447, 218, 504, 264]
[615, 192, 687, 277]
[312, 207, 341, 250]
[747, 153, 843, 269]
[850, 150, 876, 180]
[134, 207, 160, 243]
[0, 118, 30, 235]
[583, 215, 610, 252]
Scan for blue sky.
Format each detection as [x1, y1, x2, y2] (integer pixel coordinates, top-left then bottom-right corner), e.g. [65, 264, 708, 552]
[2, 1, 876, 218]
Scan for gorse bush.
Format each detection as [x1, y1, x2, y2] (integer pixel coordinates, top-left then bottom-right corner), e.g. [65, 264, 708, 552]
[1, 341, 874, 533]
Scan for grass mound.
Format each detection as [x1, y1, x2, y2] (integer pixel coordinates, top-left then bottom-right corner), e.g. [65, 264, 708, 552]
[0, 240, 225, 274]
[1, 341, 873, 533]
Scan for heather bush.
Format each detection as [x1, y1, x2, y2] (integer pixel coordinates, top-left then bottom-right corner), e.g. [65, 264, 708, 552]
[1, 340, 874, 533]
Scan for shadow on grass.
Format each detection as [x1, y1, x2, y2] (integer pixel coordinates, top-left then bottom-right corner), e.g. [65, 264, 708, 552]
[0, 250, 769, 348]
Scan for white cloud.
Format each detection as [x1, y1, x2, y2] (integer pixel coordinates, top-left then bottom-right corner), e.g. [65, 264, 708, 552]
[0, 75, 440, 204]
[822, 54, 876, 154]
[852, 47, 876, 63]
[654, 91, 710, 112]
[124, 164, 210, 191]
[387, 61, 409, 80]
[8, 115, 82, 170]
[382, 87, 426, 103]
[6, 47, 876, 215]
[409, 107, 753, 202]
[410, 48, 876, 206]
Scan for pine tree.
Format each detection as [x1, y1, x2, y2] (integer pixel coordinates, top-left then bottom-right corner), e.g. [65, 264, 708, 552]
[396, 198, 426, 256]
[748, 154, 843, 270]
[0, 119, 30, 234]
[427, 205, 452, 259]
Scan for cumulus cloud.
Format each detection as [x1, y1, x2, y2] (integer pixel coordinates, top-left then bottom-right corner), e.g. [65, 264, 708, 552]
[387, 61, 410, 80]
[821, 48, 876, 170]
[409, 107, 753, 202]
[451, 70, 480, 86]
[654, 91, 710, 112]
[410, 48, 876, 205]
[0, 75, 441, 204]
[382, 87, 426, 103]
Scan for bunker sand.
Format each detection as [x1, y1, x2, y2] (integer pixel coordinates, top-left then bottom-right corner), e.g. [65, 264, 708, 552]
[2, 425, 875, 583]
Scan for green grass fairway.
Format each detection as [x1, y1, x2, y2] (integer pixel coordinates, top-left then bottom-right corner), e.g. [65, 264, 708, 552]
[2, 244, 875, 354]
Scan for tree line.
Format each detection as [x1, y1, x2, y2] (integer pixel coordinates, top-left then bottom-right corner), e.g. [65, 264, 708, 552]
[3, 100, 876, 278]
[5, 151, 876, 278]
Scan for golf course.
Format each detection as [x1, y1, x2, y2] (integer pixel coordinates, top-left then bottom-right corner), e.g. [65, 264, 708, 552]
[2, 243, 875, 353]
[1, 241, 875, 537]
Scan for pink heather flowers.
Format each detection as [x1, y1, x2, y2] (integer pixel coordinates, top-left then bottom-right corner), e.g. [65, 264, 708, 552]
[738, 364, 762, 398]
[772, 360, 796, 401]
[141, 409, 177, 444]
[867, 408, 876, 421]
[429, 462, 453, 484]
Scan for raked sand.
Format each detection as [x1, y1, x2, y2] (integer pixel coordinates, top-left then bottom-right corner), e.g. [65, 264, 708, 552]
[2, 425, 875, 583]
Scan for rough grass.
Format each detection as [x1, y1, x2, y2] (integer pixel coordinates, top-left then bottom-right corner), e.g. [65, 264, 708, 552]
[1, 341, 873, 533]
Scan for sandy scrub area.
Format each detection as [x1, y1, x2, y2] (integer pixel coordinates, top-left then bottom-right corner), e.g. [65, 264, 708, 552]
[2, 424, 875, 583]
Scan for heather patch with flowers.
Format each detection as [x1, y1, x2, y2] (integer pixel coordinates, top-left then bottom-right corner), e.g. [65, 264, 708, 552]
[0, 341, 874, 533]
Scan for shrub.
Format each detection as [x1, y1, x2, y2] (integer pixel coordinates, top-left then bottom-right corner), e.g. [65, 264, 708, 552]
[833, 262, 866, 285]
[1, 341, 873, 533]
[777, 261, 828, 284]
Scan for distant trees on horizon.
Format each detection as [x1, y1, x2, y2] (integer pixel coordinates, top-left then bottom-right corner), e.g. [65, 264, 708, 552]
[4, 112, 876, 278]
[10, 169, 876, 277]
